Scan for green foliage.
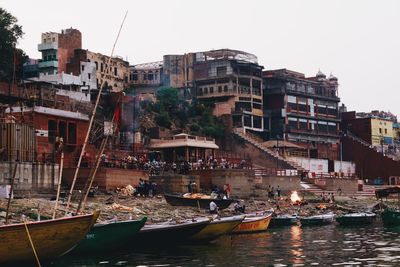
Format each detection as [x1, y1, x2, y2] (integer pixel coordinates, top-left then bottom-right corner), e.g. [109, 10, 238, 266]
[155, 112, 171, 128]
[190, 123, 200, 133]
[0, 8, 27, 82]
[156, 87, 180, 112]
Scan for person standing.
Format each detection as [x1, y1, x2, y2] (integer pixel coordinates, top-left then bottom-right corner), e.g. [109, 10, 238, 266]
[277, 185, 281, 198]
[209, 201, 219, 214]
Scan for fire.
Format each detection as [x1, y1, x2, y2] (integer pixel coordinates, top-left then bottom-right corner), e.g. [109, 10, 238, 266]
[290, 191, 302, 204]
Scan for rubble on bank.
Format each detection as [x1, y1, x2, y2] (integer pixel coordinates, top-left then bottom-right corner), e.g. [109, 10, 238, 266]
[0, 190, 384, 226]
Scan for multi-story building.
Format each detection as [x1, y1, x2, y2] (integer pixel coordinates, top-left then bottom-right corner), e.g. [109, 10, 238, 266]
[130, 49, 264, 132]
[263, 69, 340, 160]
[67, 49, 129, 92]
[193, 49, 264, 132]
[38, 28, 82, 75]
[342, 111, 394, 148]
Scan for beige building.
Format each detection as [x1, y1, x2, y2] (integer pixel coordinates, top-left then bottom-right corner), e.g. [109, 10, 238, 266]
[370, 117, 394, 147]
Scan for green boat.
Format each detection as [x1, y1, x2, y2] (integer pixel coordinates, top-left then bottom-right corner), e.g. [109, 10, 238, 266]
[336, 212, 376, 226]
[72, 217, 147, 254]
[269, 214, 298, 227]
[382, 208, 400, 226]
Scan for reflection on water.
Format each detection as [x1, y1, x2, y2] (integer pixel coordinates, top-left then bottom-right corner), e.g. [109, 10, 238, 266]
[47, 222, 400, 267]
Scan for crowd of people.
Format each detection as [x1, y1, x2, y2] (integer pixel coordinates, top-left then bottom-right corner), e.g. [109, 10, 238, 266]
[79, 152, 252, 176]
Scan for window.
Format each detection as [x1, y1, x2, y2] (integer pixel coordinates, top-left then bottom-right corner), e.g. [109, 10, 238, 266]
[148, 72, 153, 80]
[88, 73, 91, 79]
[218, 86, 222, 93]
[58, 121, 66, 141]
[48, 120, 57, 143]
[67, 123, 77, 144]
[216, 66, 227, 76]
[114, 67, 117, 76]
[210, 87, 214, 93]
[81, 65, 85, 71]
[95, 62, 98, 70]
[224, 85, 228, 92]
[288, 117, 298, 129]
[379, 128, 382, 134]
[100, 63, 104, 72]
[253, 103, 262, 110]
[385, 129, 388, 134]
[253, 116, 262, 129]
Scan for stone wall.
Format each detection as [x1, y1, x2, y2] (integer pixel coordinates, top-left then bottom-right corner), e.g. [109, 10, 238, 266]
[310, 178, 359, 193]
[150, 174, 200, 194]
[0, 162, 59, 193]
[62, 167, 149, 191]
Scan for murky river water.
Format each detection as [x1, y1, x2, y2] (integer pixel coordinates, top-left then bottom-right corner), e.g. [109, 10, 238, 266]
[46, 221, 400, 267]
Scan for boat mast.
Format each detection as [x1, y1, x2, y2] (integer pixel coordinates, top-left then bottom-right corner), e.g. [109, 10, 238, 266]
[65, 11, 128, 215]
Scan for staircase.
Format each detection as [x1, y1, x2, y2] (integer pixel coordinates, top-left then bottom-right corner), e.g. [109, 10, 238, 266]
[233, 128, 304, 171]
[300, 181, 335, 196]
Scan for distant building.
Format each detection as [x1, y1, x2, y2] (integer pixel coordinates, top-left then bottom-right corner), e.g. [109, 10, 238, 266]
[67, 49, 129, 92]
[263, 69, 340, 160]
[38, 28, 82, 75]
[131, 49, 264, 132]
[342, 111, 394, 148]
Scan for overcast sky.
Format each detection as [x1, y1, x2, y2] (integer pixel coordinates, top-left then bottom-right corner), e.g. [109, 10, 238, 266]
[2, 0, 400, 116]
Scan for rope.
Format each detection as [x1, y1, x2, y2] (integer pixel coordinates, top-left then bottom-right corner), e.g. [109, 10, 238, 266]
[24, 221, 42, 267]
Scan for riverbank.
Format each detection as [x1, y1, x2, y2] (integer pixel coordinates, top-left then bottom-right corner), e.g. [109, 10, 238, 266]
[0, 191, 386, 226]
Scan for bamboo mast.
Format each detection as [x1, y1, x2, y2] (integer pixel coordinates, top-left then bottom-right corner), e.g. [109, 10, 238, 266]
[53, 138, 64, 219]
[76, 94, 121, 213]
[5, 163, 18, 224]
[65, 11, 128, 215]
[76, 136, 107, 213]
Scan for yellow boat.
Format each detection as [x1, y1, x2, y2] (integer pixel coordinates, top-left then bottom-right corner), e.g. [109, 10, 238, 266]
[191, 215, 245, 241]
[231, 213, 272, 234]
[0, 211, 99, 264]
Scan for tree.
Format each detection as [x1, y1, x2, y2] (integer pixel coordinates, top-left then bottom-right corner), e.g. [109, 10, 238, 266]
[156, 87, 180, 112]
[0, 8, 26, 82]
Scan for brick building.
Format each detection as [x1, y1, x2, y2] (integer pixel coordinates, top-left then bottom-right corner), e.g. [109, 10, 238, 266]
[38, 28, 82, 75]
[263, 69, 340, 160]
[67, 49, 130, 92]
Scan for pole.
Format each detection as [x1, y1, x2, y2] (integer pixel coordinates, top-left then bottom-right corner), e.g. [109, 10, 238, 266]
[5, 162, 18, 224]
[53, 140, 64, 219]
[64, 11, 128, 215]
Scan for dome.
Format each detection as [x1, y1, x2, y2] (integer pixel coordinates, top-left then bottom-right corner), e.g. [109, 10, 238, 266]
[316, 69, 326, 79]
[328, 73, 338, 81]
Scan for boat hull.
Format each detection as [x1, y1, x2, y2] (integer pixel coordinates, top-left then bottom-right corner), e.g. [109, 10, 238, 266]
[382, 209, 400, 226]
[269, 216, 298, 227]
[164, 194, 233, 210]
[134, 218, 210, 244]
[336, 213, 375, 226]
[300, 215, 334, 226]
[191, 216, 244, 241]
[73, 217, 147, 253]
[231, 214, 272, 234]
[0, 211, 99, 264]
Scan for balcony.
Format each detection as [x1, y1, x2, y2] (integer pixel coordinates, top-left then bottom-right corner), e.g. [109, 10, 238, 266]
[38, 42, 58, 51]
[286, 126, 339, 138]
[265, 86, 340, 102]
[38, 60, 58, 69]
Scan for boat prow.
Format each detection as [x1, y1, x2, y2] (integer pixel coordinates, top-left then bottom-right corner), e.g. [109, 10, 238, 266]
[134, 217, 210, 244]
[231, 213, 272, 234]
[336, 212, 376, 226]
[72, 216, 147, 253]
[300, 213, 335, 226]
[0, 211, 100, 264]
[191, 215, 245, 241]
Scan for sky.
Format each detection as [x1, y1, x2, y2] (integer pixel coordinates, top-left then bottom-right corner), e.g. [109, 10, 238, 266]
[2, 0, 400, 116]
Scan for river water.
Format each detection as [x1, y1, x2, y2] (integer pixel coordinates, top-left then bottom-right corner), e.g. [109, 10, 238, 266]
[48, 221, 400, 267]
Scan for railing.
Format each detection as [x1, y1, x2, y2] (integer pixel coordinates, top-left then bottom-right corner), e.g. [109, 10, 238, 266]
[254, 168, 299, 177]
[307, 172, 357, 179]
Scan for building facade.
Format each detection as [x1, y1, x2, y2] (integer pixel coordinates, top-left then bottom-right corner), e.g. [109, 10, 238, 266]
[263, 69, 340, 160]
[67, 49, 129, 92]
[38, 28, 82, 75]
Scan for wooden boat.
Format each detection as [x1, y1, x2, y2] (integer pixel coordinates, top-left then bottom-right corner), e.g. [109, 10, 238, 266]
[164, 193, 233, 210]
[72, 217, 147, 253]
[0, 211, 99, 264]
[381, 208, 400, 226]
[269, 214, 299, 227]
[134, 218, 210, 244]
[336, 212, 376, 226]
[191, 215, 245, 241]
[300, 213, 335, 226]
[231, 213, 272, 234]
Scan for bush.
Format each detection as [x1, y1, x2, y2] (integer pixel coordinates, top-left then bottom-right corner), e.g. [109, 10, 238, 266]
[155, 112, 171, 128]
